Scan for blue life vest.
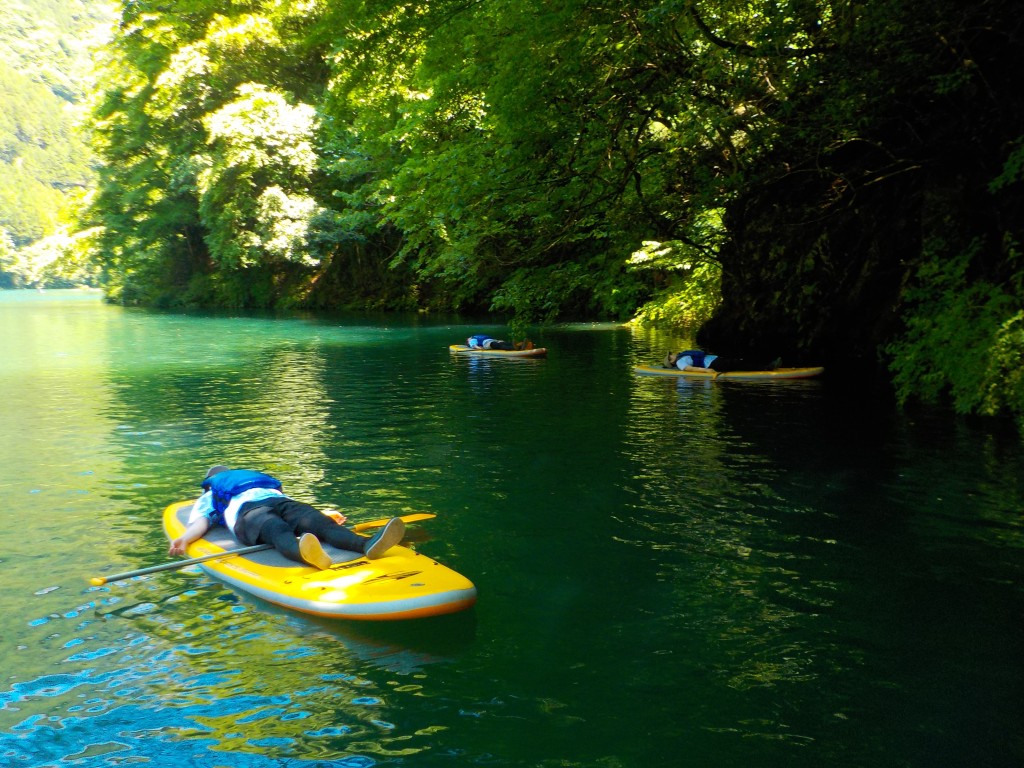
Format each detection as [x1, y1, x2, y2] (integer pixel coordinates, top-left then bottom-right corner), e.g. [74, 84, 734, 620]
[468, 334, 494, 348]
[201, 469, 282, 520]
[678, 349, 707, 368]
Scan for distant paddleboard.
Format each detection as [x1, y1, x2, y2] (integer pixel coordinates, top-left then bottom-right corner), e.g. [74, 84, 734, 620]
[633, 365, 824, 380]
[449, 344, 547, 357]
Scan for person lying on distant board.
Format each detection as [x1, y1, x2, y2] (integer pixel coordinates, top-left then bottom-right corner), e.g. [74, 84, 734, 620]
[663, 350, 782, 376]
[466, 334, 516, 350]
[167, 466, 405, 570]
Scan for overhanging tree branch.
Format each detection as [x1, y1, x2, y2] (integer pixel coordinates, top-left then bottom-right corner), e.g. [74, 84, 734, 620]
[687, 1, 834, 58]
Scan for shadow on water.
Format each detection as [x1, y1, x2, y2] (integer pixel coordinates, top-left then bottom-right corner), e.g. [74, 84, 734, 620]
[93, 571, 478, 675]
[224, 586, 479, 673]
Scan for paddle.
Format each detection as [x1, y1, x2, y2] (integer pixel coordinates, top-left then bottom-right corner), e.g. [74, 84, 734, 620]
[89, 512, 438, 586]
[89, 543, 273, 586]
[350, 512, 435, 531]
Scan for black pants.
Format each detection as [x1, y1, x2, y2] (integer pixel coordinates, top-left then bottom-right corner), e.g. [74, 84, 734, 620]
[235, 498, 368, 564]
[708, 357, 761, 373]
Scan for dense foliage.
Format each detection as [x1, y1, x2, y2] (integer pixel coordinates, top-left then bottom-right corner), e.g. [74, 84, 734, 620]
[86, 0, 738, 312]
[0, 0, 111, 287]
[76, 0, 1024, 427]
[693, 0, 1024, 426]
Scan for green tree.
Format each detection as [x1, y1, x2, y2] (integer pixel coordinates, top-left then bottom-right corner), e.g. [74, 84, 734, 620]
[86, 1, 354, 306]
[198, 84, 322, 270]
[0, 0, 110, 284]
[0, 228, 18, 287]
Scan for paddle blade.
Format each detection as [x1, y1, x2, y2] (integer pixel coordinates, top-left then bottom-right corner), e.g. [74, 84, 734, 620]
[350, 512, 436, 532]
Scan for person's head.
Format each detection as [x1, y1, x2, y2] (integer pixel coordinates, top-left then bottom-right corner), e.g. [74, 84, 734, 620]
[664, 352, 680, 368]
[204, 465, 229, 480]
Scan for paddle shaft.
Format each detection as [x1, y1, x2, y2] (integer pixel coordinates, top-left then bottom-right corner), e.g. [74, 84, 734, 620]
[90, 543, 272, 586]
[89, 512, 437, 586]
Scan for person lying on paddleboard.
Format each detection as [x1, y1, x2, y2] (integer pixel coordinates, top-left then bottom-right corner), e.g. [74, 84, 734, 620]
[167, 466, 405, 570]
[466, 334, 536, 351]
[466, 333, 516, 350]
[663, 350, 782, 376]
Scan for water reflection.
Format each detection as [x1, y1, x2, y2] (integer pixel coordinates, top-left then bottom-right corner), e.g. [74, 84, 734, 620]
[3, 569, 475, 766]
[228, 344, 334, 493]
[621, 372, 846, 703]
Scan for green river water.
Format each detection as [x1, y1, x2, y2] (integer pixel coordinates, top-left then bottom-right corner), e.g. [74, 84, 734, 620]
[0, 289, 1021, 768]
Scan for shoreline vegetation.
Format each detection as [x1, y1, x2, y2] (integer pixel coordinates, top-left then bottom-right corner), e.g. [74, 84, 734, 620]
[1, 0, 1022, 430]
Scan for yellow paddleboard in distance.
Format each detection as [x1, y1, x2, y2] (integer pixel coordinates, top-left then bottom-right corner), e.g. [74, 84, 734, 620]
[449, 344, 548, 357]
[163, 501, 477, 621]
[633, 365, 824, 380]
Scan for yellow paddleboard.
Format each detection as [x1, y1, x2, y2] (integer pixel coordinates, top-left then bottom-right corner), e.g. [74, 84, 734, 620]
[163, 501, 477, 621]
[633, 365, 824, 380]
[449, 344, 547, 357]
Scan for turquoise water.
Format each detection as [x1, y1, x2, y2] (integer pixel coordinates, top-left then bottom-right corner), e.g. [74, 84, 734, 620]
[0, 290, 1021, 767]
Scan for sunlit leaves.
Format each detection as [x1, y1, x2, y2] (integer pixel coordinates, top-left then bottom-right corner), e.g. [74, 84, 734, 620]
[256, 186, 322, 266]
[199, 84, 321, 268]
[980, 312, 1024, 431]
[149, 43, 212, 121]
[204, 84, 317, 176]
[86, 0, 330, 303]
